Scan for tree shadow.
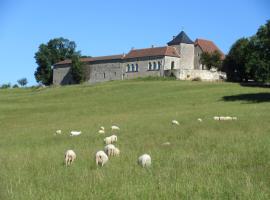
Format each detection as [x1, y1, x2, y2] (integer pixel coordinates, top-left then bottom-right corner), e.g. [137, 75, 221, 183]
[222, 93, 270, 103]
[239, 82, 270, 88]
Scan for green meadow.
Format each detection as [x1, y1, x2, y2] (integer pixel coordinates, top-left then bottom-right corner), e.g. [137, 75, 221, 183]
[0, 79, 270, 199]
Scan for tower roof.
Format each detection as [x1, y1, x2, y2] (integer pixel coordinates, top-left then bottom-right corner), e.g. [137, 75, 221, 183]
[167, 31, 194, 45]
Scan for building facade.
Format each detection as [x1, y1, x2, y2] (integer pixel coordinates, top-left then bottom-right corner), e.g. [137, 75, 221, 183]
[53, 31, 226, 85]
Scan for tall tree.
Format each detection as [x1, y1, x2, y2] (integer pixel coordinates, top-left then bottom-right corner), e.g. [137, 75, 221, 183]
[71, 55, 85, 84]
[200, 50, 222, 70]
[34, 38, 80, 85]
[17, 78, 28, 87]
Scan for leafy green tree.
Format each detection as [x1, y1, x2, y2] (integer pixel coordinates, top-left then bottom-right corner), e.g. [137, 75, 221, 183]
[200, 50, 222, 70]
[71, 55, 85, 84]
[34, 38, 80, 85]
[17, 78, 28, 87]
[0, 83, 11, 89]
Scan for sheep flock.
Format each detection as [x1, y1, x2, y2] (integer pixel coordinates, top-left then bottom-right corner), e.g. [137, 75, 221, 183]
[57, 116, 237, 168]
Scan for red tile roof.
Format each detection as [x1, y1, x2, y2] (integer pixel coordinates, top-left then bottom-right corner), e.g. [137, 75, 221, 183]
[125, 46, 180, 59]
[195, 39, 225, 59]
[54, 54, 124, 65]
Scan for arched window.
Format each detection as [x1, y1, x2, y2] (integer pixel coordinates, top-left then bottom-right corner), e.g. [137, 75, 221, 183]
[132, 64, 135, 72]
[158, 61, 161, 70]
[171, 61, 175, 70]
[153, 62, 157, 70]
[148, 62, 152, 70]
[135, 64, 138, 72]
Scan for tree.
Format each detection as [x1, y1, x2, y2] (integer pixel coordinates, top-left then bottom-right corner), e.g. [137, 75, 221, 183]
[34, 38, 80, 86]
[200, 50, 222, 70]
[17, 78, 28, 87]
[71, 55, 85, 84]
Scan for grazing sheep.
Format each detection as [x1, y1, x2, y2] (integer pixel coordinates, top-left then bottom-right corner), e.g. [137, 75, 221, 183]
[161, 142, 171, 146]
[111, 125, 120, 131]
[64, 150, 76, 166]
[219, 116, 226, 121]
[232, 116, 237, 120]
[197, 118, 202, 122]
[172, 120, 179, 125]
[104, 135, 118, 145]
[138, 154, 151, 167]
[225, 116, 233, 120]
[55, 130, 62, 135]
[100, 126, 105, 131]
[104, 144, 116, 156]
[213, 116, 220, 120]
[113, 147, 120, 156]
[95, 151, 108, 167]
[98, 129, 105, 134]
[70, 131, 81, 136]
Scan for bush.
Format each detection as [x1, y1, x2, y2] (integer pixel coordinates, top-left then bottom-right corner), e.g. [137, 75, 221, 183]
[13, 84, 19, 88]
[0, 83, 11, 89]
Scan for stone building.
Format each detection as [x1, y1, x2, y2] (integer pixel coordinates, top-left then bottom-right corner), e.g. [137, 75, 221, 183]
[53, 31, 226, 85]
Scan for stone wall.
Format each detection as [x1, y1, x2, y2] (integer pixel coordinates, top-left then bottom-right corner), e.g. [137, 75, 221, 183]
[175, 69, 226, 81]
[194, 46, 203, 70]
[53, 64, 74, 85]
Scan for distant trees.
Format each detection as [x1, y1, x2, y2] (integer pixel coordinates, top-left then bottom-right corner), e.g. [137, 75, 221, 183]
[34, 38, 80, 86]
[200, 50, 222, 70]
[17, 78, 28, 87]
[71, 55, 85, 84]
[223, 20, 270, 83]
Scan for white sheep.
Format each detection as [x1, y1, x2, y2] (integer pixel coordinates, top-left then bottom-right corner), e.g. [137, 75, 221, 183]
[219, 116, 226, 121]
[232, 116, 238, 120]
[104, 135, 118, 145]
[98, 129, 105, 134]
[104, 144, 116, 156]
[197, 118, 202, 122]
[138, 154, 151, 167]
[113, 147, 120, 156]
[55, 130, 62, 135]
[172, 120, 179, 125]
[213, 116, 220, 120]
[100, 126, 105, 131]
[111, 125, 120, 131]
[95, 150, 108, 167]
[161, 142, 171, 146]
[70, 131, 81, 136]
[64, 150, 76, 166]
[224, 116, 233, 121]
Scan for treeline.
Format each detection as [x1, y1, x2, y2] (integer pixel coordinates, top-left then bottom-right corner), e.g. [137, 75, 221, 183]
[222, 20, 270, 83]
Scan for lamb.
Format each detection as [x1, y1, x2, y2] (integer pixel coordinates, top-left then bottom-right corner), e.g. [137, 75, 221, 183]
[138, 154, 151, 167]
[161, 142, 171, 146]
[55, 130, 62, 135]
[95, 150, 108, 167]
[197, 118, 202, 122]
[64, 150, 76, 166]
[98, 129, 105, 134]
[100, 126, 105, 131]
[113, 147, 120, 156]
[104, 144, 116, 156]
[70, 131, 81, 136]
[111, 125, 120, 131]
[224, 116, 233, 120]
[104, 135, 118, 145]
[172, 120, 179, 125]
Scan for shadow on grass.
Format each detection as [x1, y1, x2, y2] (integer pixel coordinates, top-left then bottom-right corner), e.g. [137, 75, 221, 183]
[239, 82, 270, 88]
[222, 93, 270, 103]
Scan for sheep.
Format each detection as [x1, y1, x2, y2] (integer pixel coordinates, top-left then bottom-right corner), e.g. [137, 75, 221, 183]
[70, 131, 81, 136]
[172, 120, 179, 125]
[219, 116, 226, 121]
[232, 116, 238, 120]
[213, 116, 220, 120]
[197, 118, 202, 122]
[224, 116, 233, 121]
[138, 154, 151, 167]
[161, 142, 171, 146]
[64, 150, 76, 166]
[111, 125, 120, 131]
[98, 129, 105, 134]
[100, 126, 105, 131]
[104, 144, 116, 156]
[113, 147, 120, 156]
[55, 130, 62, 135]
[95, 151, 108, 167]
[104, 135, 117, 145]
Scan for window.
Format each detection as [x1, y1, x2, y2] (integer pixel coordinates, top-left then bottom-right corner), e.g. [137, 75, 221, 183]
[114, 72, 117, 76]
[148, 62, 152, 70]
[132, 64, 135, 72]
[171, 61, 175, 70]
[103, 73, 106, 78]
[135, 64, 138, 72]
[153, 62, 157, 70]
[127, 64, 130, 72]
[158, 61, 161, 70]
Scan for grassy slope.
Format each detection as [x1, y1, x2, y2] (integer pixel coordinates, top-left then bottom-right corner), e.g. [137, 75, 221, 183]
[0, 80, 270, 199]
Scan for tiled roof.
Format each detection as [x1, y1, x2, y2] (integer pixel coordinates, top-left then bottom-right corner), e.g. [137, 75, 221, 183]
[167, 31, 194, 45]
[54, 54, 123, 65]
[125, 46, 180, 59]
[195, 39, 225, 59]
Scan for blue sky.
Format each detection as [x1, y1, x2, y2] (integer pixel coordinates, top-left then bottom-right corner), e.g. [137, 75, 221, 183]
[0, 0, 269, 85]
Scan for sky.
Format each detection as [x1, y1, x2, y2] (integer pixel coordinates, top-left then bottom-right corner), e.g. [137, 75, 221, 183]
[0, 0, 269, 86]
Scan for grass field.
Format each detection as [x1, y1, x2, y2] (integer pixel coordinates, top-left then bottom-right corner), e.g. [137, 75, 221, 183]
[0, 79, 270, 199]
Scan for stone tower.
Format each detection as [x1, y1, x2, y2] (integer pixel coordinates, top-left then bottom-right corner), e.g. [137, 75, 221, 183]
[167, 31, 194, 70]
